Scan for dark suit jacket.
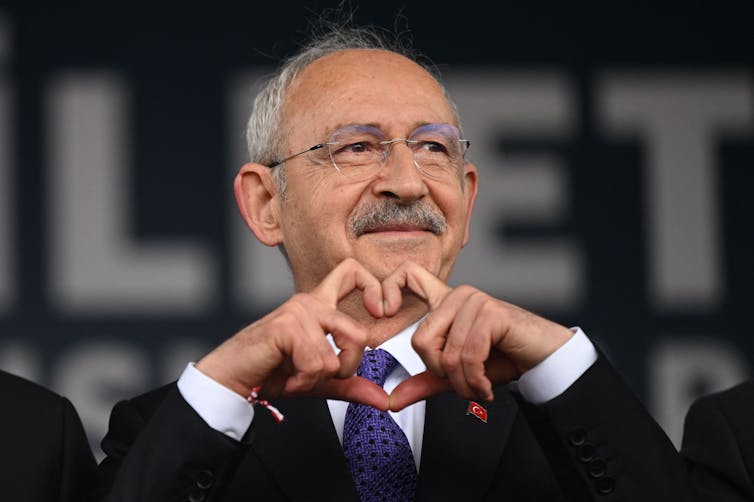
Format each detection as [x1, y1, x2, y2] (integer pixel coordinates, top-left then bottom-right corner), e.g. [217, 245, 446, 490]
[98, 355, 691, 501]
[681, 380, 754, 502]
[0, 369, 96, 502]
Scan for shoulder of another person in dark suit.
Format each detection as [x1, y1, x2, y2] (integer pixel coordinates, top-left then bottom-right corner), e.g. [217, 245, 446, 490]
[681, 380, 754, 501]
[683, 379, 754, 448]
[0, 368, 97, 501]
[1, 368, 77, 423]
[691, 380, 754, 412]
[0, 368, 94, 452]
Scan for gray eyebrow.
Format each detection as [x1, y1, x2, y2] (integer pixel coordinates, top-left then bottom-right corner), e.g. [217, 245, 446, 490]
[331, 124, 387, 139]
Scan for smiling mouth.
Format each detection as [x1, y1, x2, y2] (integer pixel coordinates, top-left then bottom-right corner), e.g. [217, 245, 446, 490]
[363, 224, 429, 234]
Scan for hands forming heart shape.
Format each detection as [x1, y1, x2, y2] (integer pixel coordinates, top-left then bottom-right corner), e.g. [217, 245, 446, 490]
[196, 258, 573, 413]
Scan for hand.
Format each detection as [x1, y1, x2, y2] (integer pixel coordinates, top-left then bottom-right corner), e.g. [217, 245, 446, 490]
[196, 258, 390, 411]
[383, 261, 574, 411]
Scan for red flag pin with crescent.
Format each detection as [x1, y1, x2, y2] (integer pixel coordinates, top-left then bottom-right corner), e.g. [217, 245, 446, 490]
[466, 401, 488, 423]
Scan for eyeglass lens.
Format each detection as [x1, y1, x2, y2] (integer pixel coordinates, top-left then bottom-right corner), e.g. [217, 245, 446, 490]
[326, 123, 468, 180]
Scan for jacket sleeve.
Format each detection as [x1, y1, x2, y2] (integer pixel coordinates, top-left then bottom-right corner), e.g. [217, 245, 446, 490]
[97, 385, 251, 502]
[517, 353, 693, 502]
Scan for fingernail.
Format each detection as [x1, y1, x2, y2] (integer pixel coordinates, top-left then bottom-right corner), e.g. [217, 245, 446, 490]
[382, 300, 389, 316]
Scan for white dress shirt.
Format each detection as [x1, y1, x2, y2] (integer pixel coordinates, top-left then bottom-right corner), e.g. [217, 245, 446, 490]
[177, 323, 597, 471]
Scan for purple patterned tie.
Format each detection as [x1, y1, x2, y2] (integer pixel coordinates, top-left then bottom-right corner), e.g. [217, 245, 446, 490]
[343, 349, 417, 501]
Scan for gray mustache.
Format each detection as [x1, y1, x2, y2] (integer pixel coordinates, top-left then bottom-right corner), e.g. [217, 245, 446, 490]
[349, 200, 447, 237]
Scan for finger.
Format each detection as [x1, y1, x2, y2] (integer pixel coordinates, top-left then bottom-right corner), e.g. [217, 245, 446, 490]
[324, 311, 369, 378]
[260, 359, 293, 398]
[460, 335, 494, 402]
[388, 359, 520, 413]
[388, 371, 453, 412]
[441, 290, 491, 400]
[278, 310, 333, 392]
[313, 258, 384, 317]
[481, 353, 520, 388]
[316, 377, 390, 411]
[284, 292, 370, 379]
[283, 375, 389, 411]
[383, 262, 454, 375]
[300, 302, 368, 378]
[410, 318, 448, 377]
[382, 261, 451, 314]
[410, 284, 476, 376]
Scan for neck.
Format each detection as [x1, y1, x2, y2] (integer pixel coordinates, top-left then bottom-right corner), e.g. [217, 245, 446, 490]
[338, 291, 428, 348]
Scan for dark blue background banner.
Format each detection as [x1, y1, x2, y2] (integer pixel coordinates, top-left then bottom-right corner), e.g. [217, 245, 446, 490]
[0, 1, 752, 456]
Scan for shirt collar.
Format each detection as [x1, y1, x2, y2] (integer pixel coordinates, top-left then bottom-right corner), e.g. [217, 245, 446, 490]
[374, 318, 426, 377]
[326, 317, 428, 377]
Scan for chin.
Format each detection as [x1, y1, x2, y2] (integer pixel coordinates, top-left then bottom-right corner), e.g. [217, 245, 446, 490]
[354, 237, 444, 277]
[368, 254, 440, 279]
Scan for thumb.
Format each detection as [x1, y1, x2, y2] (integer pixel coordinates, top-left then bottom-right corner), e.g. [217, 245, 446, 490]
[286, 376, 390, 411]
[388, 371, 453, 412]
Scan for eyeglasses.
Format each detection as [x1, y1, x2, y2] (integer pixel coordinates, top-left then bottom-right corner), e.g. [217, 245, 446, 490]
[267, 123, 470, 181]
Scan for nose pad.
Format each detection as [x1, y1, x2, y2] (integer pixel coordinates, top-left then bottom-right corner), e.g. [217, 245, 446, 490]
[373, 139, 427, 202]
[381, 139, 417, 172]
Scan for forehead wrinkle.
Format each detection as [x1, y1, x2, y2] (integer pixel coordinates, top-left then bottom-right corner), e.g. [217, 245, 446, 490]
[282, 49, 456, 144]
[327, 121, 459, 141]
[326, 123, 385, 139]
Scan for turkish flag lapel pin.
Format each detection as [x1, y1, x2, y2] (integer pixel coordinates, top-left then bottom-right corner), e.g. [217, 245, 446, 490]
[466, 401, 488, 423]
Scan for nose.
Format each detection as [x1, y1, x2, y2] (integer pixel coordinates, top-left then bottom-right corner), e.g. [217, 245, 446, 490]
[371, 140, 428, 203]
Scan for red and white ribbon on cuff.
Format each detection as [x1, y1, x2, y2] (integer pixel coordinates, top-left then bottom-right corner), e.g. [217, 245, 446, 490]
[247, 386, 285, 423]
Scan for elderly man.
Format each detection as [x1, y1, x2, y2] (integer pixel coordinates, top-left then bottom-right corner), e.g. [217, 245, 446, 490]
[97, 25, 690, 501]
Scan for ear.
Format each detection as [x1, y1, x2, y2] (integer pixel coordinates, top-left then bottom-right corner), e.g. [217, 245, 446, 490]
[234, 162, 283, 246]
[461, 162, 479, 247]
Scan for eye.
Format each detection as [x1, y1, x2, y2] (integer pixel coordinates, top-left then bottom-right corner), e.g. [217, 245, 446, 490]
[333, 140, 378, 156]
[419, 140, 448, 154]
[345, 142, 370, 153]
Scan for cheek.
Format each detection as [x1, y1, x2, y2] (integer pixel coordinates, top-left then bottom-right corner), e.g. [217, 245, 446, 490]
[301, 168, 335, 196]
[433, 184, 469, 226]
[288, 177, 362, 233]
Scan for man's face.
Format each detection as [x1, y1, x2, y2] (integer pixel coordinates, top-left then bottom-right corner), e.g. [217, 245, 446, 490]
[275, 49, 478, 292]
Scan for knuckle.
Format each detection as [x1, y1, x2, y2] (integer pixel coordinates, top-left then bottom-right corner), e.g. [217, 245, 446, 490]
[290, 292, 316, 308]
[460, 352, 478, 367]
[479, 301, 497, 318]
[479, 295, 501, 314]
[468, 376, 489, 394]
[456, 284, 478, 296]
[440, 352, 460, 373]
[291, 375, 317, 392]
[298, 357, 324, 376]
[275, 309, 301, 328]
[285, 294, 305, 312]
[340, 257, 360, 270]
[322, 356, 340, 375]
[411, 332, 429, 352]
[349, 327, 368, 345]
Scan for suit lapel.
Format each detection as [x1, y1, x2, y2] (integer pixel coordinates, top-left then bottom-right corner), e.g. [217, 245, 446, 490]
[416, 386, 517, 501]
[251, 398, 359, 501]
[248, 388, 517, 501]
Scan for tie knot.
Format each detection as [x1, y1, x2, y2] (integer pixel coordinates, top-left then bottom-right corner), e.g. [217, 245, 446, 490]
[357, 349, 398, 386]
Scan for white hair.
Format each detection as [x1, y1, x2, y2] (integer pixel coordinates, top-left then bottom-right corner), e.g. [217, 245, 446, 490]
[244, 23, 461, 197]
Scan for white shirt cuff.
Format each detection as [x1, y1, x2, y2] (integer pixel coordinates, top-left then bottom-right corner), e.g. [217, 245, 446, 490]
[516, 328, 597, 404]
[176, 363, 254, 441]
